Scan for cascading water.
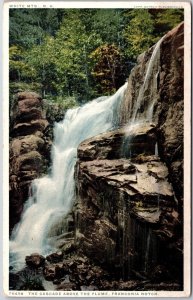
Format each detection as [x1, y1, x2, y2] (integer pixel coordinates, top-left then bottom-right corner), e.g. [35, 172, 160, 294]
[120, 37, 164, 276]
[131, 36, 164, 124]
[155, 142, 158, 156]
[10, 82, 128, 271]
[122, 37, 164, 158]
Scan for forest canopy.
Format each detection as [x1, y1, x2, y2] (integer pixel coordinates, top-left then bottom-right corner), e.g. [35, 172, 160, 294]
[9, 8, 183, 106]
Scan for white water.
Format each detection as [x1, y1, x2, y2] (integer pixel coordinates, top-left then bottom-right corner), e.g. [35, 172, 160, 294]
[131, 36, 164, 124]
[10, 83, 127, 270]
[155, 142, 158, 156]
[122, 38, 164, 158]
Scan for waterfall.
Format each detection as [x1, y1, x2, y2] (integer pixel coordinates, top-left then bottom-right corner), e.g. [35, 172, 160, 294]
[131, 36, 164, 124]
[155, 142, 158, 156]
[10, 82, 127, 270]
[122, 37, 163, 158]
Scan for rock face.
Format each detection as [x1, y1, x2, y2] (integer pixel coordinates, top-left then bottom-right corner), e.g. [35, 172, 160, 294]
[75, 130, 182, 282]
[120, 22, 184, 206]
[74, 23, 184, 286]
[78, 123, 157, 160]
[9, 92, 51, 232]
[157, 23, 184, 206]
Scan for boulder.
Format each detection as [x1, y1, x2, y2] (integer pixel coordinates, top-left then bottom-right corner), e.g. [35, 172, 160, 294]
[25, 253, 45, 268]
[78, 123, 157, 161]
[75, 27, 184, 275]
[46, 252, 63, 264]
[43, 263, 65, 281]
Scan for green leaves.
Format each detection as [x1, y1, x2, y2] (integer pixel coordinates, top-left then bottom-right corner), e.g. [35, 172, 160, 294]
[122, 8, 183, 60]
[123, 9, 155, 59]
[9, 45, 37, 81]
[9, 8, 184, 103]
[90, 44, 124, 94]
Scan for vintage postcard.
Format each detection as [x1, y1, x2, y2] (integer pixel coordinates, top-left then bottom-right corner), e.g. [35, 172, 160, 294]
[3, 1, 191, 297]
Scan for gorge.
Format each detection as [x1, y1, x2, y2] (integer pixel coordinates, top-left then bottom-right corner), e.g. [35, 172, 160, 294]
[9, 22, 184, 291]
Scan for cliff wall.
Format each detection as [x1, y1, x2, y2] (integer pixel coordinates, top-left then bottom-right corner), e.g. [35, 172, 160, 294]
[74, 23, 184, 284]
[120, 22, 184, 205]
[9, 92, 51, 232]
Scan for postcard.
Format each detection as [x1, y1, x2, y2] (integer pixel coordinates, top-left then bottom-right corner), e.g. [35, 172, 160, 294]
[3, 1, 191, 297]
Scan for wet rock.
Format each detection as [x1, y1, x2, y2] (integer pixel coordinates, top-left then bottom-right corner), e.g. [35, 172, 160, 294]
[75, 151, 176, 275]
[12, 119, 49, 136]
[60, 241, 76, 255]
[25, 253, 45, 268]
[78, 124, 157, 161]
[46, 252, 63, 263]
[43, 263, 65, 281]
[43, 265, 56, 281]
[53, 279, 61, 285]
[17, 91, 42, 101]
[74, 23, 184, 284]
[80, 285, 98, 291]
[95, 278, 143, 291]
[76, 158, 174, 206]
[120, 22, 184, 205]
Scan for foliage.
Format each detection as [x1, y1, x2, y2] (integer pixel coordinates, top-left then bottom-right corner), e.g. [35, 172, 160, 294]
[9, 8, 184, 103]
[123, 9, 155, 60]
[19, 269, 44, 291]
[24, 35, 57, 96]
[9, 9, 64, 48]
[122, 8, 183, 60]
[9, 45, 37, 81]
[52, 10, 103, 101]
[90, 9, 124, 45]
[150, 9, 184, 38]
[90, 44, 124, 94]
[46, 95, 78, 110]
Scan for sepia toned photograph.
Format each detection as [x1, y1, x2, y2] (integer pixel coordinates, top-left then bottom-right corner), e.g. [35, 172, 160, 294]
[3, 1, 191, 297]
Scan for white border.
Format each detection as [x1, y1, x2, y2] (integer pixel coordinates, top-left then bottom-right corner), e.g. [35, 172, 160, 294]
[3, 1, 192, 298]
[4, 1, 187, 9]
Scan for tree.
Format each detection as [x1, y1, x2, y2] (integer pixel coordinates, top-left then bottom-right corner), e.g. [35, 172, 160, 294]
[24, 35, 57, 96]
[90, 44, 124, 94]
[151, 9, 184, 37]
[9, 45, 36, 81]
[90, 9, 124, 46]
[52, 10, 102, 101]
[9, 8, 184, 103]
[9, 9, 64, 48]
[123, 9, 155, 60]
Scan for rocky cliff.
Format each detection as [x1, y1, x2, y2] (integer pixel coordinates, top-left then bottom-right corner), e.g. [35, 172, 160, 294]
[74, 23, 184, 286]
[120, 22, 184, 207]
[9, 92, 51, 232]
